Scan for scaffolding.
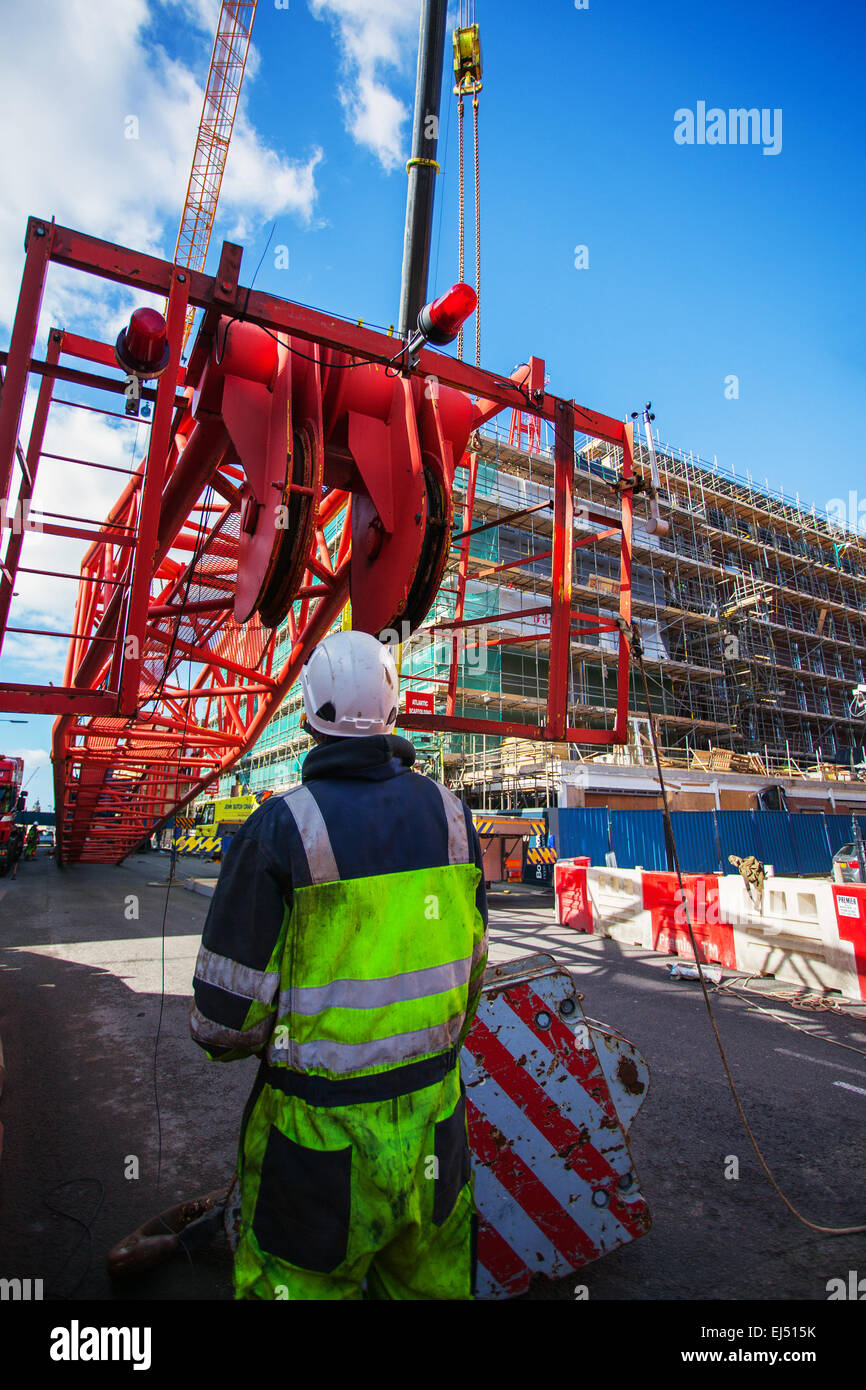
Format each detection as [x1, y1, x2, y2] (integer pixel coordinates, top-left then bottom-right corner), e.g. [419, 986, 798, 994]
[228, 420, 866, 809]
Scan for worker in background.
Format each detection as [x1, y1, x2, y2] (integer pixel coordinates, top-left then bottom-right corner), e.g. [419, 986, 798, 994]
[24, 822, 38, 859]
[190, 630, 488, 1300]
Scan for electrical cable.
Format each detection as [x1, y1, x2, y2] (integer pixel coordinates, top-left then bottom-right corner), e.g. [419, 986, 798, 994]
[153, 646, 197, 1197]
[150, 481, 217, 1191]
[215, 220, 400, 376]
[253, 318, 509, 388]
[140, 480, 217, 715]
[219, 312, 380, 374]
[245, 222, 276, 310]
[215, 221, 275, 364]
[217, 286, 522, 394]
[628, 620, 866, 1235]
[44, 1178, 105, 1300]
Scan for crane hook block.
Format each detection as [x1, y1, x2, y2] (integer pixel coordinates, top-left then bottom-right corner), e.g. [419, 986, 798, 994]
[453, 23, 482, 95]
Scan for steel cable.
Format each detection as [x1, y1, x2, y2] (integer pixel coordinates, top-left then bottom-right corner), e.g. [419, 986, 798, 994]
[629, 623, 866, 1235]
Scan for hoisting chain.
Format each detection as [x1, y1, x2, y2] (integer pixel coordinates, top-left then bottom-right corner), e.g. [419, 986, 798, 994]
[472, 91, 481, 368]
[454, 12, 481, 365]
[457, 93, 466, 362]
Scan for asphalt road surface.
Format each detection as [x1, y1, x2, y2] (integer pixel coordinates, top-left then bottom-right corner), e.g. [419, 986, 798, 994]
[2, 849, 866, 1306]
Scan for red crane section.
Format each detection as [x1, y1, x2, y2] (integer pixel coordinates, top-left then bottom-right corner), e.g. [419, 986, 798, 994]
[0, 217, 634, 864]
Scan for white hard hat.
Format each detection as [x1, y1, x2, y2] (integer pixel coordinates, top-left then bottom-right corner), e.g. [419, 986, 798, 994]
[301, 630, 400, 738]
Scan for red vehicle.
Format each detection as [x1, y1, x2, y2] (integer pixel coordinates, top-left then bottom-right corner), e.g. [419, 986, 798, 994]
[0, 756, 25, 875]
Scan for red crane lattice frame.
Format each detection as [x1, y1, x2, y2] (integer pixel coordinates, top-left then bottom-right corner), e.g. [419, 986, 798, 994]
[0, 217, 634, 862]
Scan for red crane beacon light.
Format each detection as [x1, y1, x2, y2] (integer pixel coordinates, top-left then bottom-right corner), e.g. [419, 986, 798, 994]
[406, 282, 477, 362]
[115, 307, 171, 379]
[417, 282, 477, 345]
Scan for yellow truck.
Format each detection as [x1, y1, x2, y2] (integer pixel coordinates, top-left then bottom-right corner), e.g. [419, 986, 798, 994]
[174, 792, 271, 857]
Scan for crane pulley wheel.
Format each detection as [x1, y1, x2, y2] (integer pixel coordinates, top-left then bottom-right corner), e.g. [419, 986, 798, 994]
[400, 459, 451, 633]
[257, 424, 321, 629]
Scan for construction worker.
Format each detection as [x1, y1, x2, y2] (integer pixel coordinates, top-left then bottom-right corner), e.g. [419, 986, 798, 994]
[190, 630, 488, 1300]
[24, 822, 38, 859]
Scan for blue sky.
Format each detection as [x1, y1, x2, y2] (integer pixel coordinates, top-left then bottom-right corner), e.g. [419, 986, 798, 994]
[1, 0, 864, 808]
[194, 0, 866, 492]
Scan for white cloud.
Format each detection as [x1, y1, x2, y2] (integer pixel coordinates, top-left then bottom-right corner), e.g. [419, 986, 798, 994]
[0, 0, 325, 677]
[4, 747, 50, 772]
[162, 0, 222, 35]
[0, 0, 322, 338]
[1, 393, 145, 677]
[220, 128, 323, 243]
[309, 0, 421, 171]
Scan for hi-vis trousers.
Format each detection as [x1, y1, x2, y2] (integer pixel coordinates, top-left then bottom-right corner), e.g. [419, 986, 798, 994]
[233, 1060, 476, 1300]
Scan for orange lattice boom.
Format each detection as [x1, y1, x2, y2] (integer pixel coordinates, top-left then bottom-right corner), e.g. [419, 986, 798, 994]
[173, 1, 257, 349]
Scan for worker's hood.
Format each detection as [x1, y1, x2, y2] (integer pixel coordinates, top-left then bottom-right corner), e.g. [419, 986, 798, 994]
[302, 733, 416, 784]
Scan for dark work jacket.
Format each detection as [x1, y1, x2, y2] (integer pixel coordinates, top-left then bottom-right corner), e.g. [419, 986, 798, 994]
[190, 735, 488, 1064]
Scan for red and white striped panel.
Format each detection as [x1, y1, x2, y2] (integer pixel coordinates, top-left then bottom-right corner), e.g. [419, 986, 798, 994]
[462, 954, 651, 1300]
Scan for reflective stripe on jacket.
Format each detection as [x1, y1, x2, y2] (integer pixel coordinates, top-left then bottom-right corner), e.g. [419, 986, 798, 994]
[190, 735, 488, 1096]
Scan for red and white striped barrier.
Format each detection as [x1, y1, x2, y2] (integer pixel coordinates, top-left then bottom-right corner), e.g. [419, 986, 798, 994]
[554, 862, 866, 1003]
[462, 953, 651, 1300]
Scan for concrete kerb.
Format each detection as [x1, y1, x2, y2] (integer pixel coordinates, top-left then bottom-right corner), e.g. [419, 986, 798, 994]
[184, 877, 217, 899]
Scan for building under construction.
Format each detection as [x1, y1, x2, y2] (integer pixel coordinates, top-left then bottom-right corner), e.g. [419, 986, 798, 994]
[227, 417, 866, 816]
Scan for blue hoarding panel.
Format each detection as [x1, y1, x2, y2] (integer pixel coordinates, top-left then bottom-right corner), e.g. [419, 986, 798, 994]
[549, 808, 610, 864]
[787, 815, 833, 875]
[752, 811, 798, 874]
[609, 810, 668, 870]
[716, 812, 759, 872]
[825, 814, 866, 855]
[552, 807, 860, 876]
[669, 812, 720, 873]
